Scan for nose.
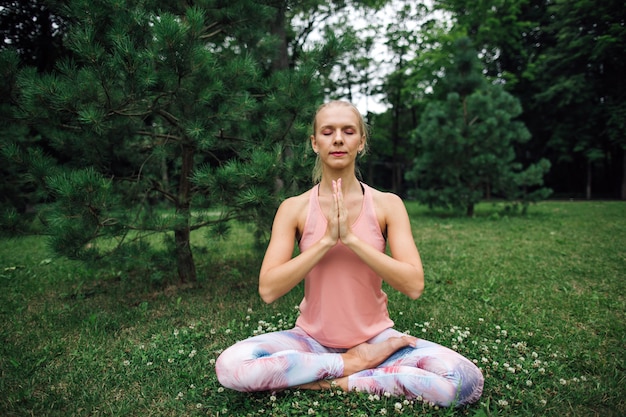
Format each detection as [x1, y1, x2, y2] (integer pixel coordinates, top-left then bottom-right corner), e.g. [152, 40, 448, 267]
[333, 129, 344, 143]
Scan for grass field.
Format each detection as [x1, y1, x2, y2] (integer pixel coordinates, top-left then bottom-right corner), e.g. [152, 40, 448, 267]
[0, 201, 624, 416]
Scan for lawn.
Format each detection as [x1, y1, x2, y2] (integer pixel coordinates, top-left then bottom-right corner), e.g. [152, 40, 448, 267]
[0, 200, 624, 416]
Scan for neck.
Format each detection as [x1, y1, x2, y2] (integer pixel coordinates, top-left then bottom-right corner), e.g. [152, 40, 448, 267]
[318, 174, 361, 196]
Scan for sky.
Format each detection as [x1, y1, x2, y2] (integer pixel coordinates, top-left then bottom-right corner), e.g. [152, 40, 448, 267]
[298, 0, 443, 115]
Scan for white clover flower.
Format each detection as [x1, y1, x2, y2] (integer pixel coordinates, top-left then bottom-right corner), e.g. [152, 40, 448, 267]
[188, 349, 197, 358]
[146, 361, 153, 366]
[394, 402, 403, 410]
[123, 360, 130, 366]
[270, 395, 277, 402]
[539, 367, 546, 374]
[478, 317, 484, 322]
[540, 399, 547, 406]
[379, 409, 387, 415]
[173, 329, 179, 337]
[497, 399, 509, 407]
[559, 378, 567, 385]
[225, 329, 232, 334]
[168, 358, 174, 363]
[308, 408, 315, 415]
[384, 391, 391, 398]
[196, 403, 202, 409]
[209, 358, 216, 365]
[526, 380, 533, 387]
[176, 392, 183, 400]
[179, 349, 184, 355]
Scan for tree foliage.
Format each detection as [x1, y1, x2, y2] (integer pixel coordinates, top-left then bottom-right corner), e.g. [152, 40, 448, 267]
[10, 0, 347, 284]
[433, 0, 626, 199]
[406, 37, 551, 216]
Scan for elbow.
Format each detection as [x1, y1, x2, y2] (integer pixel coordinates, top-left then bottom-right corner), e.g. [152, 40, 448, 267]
[406, 287, 423, 300]
[258, 283, 277, 304]
[258, 288, 274, 304]
[406, 277, 425, 300]
[260, 293, 276, 304]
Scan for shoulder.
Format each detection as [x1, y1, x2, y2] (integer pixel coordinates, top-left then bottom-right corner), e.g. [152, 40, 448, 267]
[368, 185, 406, 214]
[365, 185, 408, 235]
[278, 188, 312, 213]
[273, 187, 314, 233]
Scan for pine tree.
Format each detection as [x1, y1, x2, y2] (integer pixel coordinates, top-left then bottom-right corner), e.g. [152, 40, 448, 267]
[14, 0, 336, 284]
[406, 37, 551, 216]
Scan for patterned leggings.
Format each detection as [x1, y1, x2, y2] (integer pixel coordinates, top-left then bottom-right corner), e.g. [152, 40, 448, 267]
[216, 327, 484, 407]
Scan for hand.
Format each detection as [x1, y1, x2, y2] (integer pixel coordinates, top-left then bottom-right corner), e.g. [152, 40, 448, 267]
[334, 178, 352, 241]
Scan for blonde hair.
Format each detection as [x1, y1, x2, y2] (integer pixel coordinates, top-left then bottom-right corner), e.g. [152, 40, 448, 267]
[311, 100, 369, 184]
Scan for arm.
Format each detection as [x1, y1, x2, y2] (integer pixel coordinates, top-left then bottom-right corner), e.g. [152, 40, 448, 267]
[258, 196, 336, 304]
[340, 189, 424, 300]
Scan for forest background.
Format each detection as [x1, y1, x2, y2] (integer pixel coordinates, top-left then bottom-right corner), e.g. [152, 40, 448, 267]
[0, 2, 624, 416]
[0, 0, 624, 284]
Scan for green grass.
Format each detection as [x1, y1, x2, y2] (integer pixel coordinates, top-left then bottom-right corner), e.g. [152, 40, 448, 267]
[0, 201, 624, 416]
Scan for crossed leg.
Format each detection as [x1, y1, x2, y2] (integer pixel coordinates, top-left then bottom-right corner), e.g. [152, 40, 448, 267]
[215, 327, 483, 406]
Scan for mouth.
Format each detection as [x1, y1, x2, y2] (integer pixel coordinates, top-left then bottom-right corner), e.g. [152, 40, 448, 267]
[330, 152, 347, 157]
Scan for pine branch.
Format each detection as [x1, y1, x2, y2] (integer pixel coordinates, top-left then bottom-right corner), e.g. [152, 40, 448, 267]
[200, 21, 224, 39]
[136, 130, 182, 142]
[156, 109, 180, 127]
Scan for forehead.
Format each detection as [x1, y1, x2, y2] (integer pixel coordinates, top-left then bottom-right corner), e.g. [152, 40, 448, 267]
[316, 105, 360, 128]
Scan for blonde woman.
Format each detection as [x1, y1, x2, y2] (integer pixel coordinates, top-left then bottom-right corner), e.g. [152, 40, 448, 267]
[216, 100, 483, 406]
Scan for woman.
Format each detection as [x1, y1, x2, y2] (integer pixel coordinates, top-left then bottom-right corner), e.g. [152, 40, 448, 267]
[215, 100, 484, 406]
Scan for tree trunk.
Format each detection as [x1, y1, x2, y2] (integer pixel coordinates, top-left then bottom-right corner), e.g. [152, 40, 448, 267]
[586, 158, 592, 200]
[466, 203, 474, 217]
[270, 3, 289, 71]
[175, 142, 196, 284]
[621, 148, 626, 200]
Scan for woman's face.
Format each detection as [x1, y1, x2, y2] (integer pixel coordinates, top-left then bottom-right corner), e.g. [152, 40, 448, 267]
[311, 104, 365, 169]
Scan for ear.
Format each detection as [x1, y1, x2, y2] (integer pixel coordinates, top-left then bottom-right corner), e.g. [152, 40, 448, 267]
[310, 135, 318, 153]
[358, 135, 366, 153]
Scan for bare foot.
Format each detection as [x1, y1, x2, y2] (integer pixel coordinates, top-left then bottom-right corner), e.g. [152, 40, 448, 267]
[341, 336, 417, 376]
[298, 377, 349, 391]
[297, 336, 415, 393]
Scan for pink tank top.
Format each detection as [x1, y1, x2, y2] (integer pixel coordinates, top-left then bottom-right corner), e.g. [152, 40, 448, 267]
[295, 183, 394, 348]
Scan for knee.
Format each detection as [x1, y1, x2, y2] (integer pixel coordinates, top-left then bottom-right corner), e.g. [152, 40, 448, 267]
[456, 364, 484, 406]
[215, 347, 244, 391]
